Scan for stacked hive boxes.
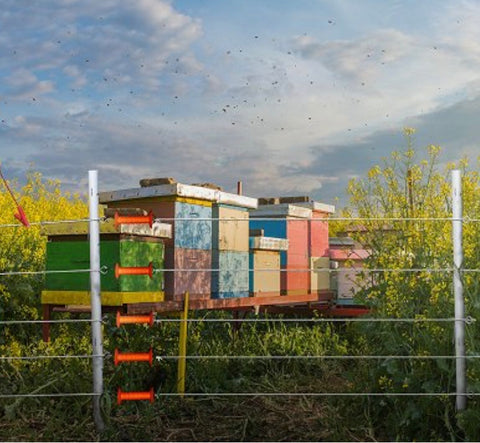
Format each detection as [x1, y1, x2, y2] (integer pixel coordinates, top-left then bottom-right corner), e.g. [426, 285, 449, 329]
[211, 203, 250, 298]
[99, 181, 258, 301]
[296, 201, 335, 295]
[41, 219, 171, 306]
[249, 201, 312, 296]
[250, 197, 334, 296]
[329, 236, 370, 305]
[249, 235, 289, 296]
[100, 183, 213, 301]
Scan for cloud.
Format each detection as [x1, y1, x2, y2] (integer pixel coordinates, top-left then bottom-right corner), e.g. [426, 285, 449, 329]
[291, 93, 480, 204]
[0, 0, 203, 100]
[3, 0, 480, 210]
[292, 29, 413, 84]
[5, 69, 55, 100]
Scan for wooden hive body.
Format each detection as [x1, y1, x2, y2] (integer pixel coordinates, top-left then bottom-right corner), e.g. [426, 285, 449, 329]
[42, 220, 170, 306]
[211, 203, 250, 298]
[295, 201, 335, 293]
[249, 204, 311, 295]
[249, 236, 288, 296]
[99, 183, 257, 301]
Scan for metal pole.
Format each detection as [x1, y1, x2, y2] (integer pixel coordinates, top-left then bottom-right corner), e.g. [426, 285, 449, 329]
[452, 169, 466, 411]
[89, 170, 105, 431]
[177, 291, 190, 397]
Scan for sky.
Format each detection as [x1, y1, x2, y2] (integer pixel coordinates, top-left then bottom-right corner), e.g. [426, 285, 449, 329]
[1, 0, 480, 206]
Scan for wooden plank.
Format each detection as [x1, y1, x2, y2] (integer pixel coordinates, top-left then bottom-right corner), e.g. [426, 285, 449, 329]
[212, 205, 249, 252]
[42, 218, 171, 238]
[250, 250, 280, 295]
[311, 257, 330, 291]
[126, 291, 332, 314]
[250, 203, 312, 219]
[295, 201, 335, 214]
[41, 290, 165, 306]
[99, 183, 258, 209]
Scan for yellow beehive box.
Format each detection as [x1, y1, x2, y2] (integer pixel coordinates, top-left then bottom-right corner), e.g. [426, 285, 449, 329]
[250, 250, 281, 296]
[310, 257, 330, 292]
[213, 204, 249, 252]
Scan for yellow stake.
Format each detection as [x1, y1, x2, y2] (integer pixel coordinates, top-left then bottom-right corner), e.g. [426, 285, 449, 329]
[177, 291, 189, 397]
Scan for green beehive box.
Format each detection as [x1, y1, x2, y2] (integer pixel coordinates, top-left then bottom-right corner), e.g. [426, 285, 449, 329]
[45, 234, 164, 292]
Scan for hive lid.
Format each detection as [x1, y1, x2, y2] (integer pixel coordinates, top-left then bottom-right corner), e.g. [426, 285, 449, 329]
[249, 203, 312, 219]
[294, 201, 335, 214]
[42, 219, 172, 238]
[99, 183, 258, 209]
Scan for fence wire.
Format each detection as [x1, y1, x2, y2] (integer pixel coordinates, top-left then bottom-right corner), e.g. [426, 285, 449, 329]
[155, 354, 480, 361]
[0, 354, 105, 362]
[0, 210, 479, 403]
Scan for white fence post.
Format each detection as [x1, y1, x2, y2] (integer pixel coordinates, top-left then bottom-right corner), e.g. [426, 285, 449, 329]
[452, 169, 466, 411]
[89, 170, 105, 431]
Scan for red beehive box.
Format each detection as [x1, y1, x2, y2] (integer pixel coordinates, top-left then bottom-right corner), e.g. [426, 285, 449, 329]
[164, 248, 211, 301]
[250, 203, 312, 296]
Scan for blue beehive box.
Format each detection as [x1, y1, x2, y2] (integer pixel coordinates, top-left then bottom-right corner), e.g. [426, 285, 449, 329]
[211, 250, 249, 298]
[174, 201, 212, 250]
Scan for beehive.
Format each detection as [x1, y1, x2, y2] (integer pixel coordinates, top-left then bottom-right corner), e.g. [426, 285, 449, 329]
[212, 204, 249, 252]
[329, 237, 370, 305]
[249, 204, 311, 296]
[41, 219, 171, 306]
[99, 182, 257, 301]
[211, 203, 252, 298]
[249, 236, 288, 296]
[295, 201, 335, 293]
[211, 250, 249, 298]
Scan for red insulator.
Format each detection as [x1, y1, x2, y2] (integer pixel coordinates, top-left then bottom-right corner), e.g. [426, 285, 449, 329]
[117, 387, 154, 405]
[116, 311, 155, 327]
[114, 262, 153, 279]
[114, 348, 153, 366]
[114, 211, 153, 228]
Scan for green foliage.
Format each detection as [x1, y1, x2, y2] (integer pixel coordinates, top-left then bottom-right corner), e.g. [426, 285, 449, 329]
[0, 170, 87, 336]
[333, 128, 480, 440]
[2, 156, 480, 441]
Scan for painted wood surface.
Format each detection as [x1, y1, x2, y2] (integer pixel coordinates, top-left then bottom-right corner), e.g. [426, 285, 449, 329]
[127, 291, 337, 314]
[212, 205, 249, 252]
[332, 266, 364, 304]
[249, 219, 286, 240]
[211, 250, 249, 295]
[45, 237, 164, 292]
[309, 212, 329, 257]
[249, 236, 288, 251]
[42, 219, 172, 238]
[281, 264, 310, 295]
[250, 211, 310, 295]
[99, 183, 258, 209]
[211, 291, 250, 299]
[249, 250, 281, 296]
[286, 219, 309, 256]
[164, 247, 211, 300]
[175, 202, 212, 250]
[105, 198, 212, 250]
[310, 257, 330, 292]
[41, 290, 164, 306]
